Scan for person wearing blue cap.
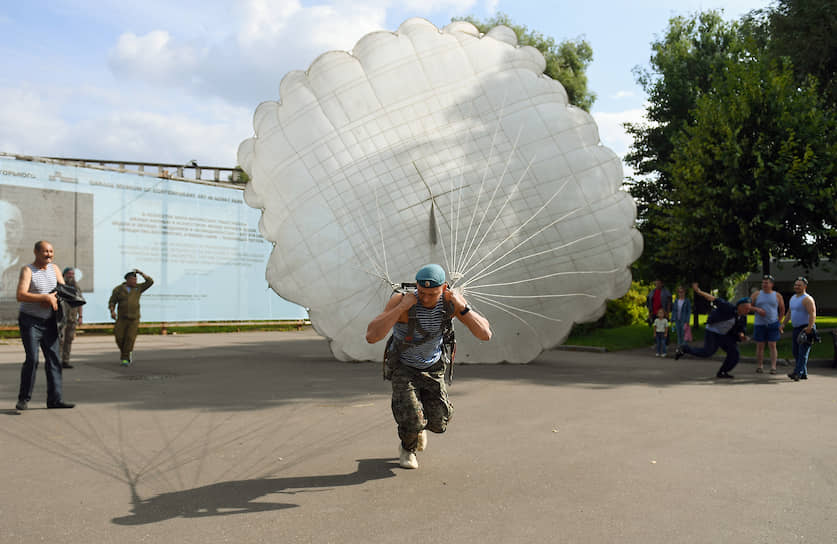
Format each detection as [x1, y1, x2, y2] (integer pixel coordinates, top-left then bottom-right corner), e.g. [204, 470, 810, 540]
[366, 264, 491, 469]
[674, 283, 751, 379]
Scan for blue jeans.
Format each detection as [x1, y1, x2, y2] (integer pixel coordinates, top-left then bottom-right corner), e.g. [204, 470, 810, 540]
[792, 326, 814, 377]
[674, 320, 687, 346]
[655, 332, 667, 354]
[682, 330, 740, 374]
[18, 312, 64, 405]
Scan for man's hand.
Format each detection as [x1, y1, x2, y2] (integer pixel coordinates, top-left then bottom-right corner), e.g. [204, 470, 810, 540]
[754, 307, 767, 317]
[448, 289, 468, 314]
[43, 292, 58, 311]
[110, 309, 117, 320]
[397, 292, 417, 311]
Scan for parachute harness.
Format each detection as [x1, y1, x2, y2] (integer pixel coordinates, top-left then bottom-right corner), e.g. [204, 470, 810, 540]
[383, 283, 456, 385]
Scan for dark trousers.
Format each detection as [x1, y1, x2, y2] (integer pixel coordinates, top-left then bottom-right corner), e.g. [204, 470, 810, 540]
[114, 317, 139, 360]
[791, 326, 813, 377]
[18, 312, 64, 405]
[682, 330, 740, 374]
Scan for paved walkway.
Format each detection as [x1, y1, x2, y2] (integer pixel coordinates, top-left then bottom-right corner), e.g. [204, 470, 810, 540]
[1, 331, 835, 543]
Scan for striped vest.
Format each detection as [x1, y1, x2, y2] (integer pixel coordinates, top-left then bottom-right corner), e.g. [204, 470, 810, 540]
[20, 263, 57, 319]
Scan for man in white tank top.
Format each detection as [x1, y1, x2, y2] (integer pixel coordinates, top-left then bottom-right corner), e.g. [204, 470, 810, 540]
[750, 274, 785, 374]
[781, 277, 817, 381]
[15, 240, 75, 410]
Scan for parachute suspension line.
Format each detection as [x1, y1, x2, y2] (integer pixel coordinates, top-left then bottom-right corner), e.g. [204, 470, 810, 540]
[463, 229, 622, 288]
[451, 170, 467, 283]
[431, 194, 454, 276]
[351, 264, 394, 285]
[458, 178, 574, 282]
[468, 293, 542, 337]
[469, 291, 563, 324]
[467, 267, 623, 290]
[458, 150, 536, 274]
[458, 94, 510, 279]
[349, 203, 392, 285]
[467, 290, 598, 300]
[375, 186, 391, 284]
[458, 125, 524, 275]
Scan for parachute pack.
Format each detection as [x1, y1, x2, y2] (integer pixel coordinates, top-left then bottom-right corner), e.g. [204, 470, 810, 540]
[382, 282, 457, 385]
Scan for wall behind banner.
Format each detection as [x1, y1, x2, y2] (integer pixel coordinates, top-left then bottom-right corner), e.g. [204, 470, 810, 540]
[0, 158, 307, 323]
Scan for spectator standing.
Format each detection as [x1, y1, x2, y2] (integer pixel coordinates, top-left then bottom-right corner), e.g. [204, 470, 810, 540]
[646, 279, 672, 323]
[750, 274, 784, 374]
[15, 241, 74, 410]
[781, 277, 817, 381]
[672, 285, 692, 346]
[58, 267, 83, 369]
[653, 308, 670, 357]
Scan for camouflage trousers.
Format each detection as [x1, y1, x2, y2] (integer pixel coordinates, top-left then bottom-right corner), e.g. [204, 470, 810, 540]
[58, 319, 77, 365]
[391, 358, 453, 452]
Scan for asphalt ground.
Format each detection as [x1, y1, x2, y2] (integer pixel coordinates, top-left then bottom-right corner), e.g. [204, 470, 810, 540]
[1, 330, 836, 543]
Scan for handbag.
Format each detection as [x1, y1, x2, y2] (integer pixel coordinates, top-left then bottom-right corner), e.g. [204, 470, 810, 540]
[683, 323, 693, 342]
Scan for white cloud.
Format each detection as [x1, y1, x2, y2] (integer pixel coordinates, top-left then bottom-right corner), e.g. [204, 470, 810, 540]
[0, 87, 69, 155]
[593, 107, 648, 179]
[610, 90, 635, 100]
[0, 82, 249, 164]
[108, 0, 390, 106]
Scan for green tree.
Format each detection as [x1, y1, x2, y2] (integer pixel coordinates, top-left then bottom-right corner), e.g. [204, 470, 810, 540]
[751, 0, 837, 110]
[623, 12, 745, 286]
[453, 13, 596, 111]
[670, 54, 837, 274]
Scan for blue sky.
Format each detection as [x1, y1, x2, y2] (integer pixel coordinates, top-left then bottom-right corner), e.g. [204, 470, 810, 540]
[0, 0, 773, 170]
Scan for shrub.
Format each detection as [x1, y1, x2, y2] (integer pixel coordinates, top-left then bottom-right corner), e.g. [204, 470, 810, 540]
[570, 281, 650, 335]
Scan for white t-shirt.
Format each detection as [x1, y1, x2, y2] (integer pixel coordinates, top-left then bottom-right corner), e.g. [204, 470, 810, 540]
[654, 318, 669, 333]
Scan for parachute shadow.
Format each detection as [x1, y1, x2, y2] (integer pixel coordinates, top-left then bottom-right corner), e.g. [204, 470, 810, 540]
[111, 458, 398, 525]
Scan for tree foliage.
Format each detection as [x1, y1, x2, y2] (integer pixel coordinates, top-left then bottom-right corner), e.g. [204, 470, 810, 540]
[453, 13, 596, 111]
[626, 9, 837, 287]
[753, 0, 837, 110]
[671, 54, 837, 274]
[624, 11, 744, 285]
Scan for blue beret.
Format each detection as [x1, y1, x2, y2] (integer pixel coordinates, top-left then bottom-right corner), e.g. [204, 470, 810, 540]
[415, 264, 445, 288]
[735, 297, 751, 306]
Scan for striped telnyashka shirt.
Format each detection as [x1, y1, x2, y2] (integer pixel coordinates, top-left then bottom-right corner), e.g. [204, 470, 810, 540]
[19, 263, 57, 319]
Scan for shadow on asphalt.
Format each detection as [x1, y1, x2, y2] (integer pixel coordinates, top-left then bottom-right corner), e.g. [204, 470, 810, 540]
[111, 458, 399, 525]
[2, 337, 833, 412]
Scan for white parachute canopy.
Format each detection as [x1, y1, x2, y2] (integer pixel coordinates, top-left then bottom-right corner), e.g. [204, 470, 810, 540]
[239, 18, 642, 363]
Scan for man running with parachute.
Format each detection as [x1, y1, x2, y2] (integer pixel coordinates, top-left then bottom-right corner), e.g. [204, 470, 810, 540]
[366, 264, 492, 469]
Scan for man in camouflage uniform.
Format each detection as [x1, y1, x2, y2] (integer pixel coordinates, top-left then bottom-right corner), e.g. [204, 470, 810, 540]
[58, 267, 83, 369]
[58, 266, 82, 368]
[108, 269, 153, 366]
[366, 264, 492, 469]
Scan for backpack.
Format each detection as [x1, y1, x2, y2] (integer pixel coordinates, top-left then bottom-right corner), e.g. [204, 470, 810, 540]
[383, 283, 457, 384]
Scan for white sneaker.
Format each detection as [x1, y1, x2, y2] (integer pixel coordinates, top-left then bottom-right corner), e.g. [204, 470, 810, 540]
[399, 446, 418, 469]
[661, 353, 667, 358]
[416, 430, 427, 452]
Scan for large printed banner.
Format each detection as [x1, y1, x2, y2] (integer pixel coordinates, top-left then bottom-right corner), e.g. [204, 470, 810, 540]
[0, 158, 307, 323]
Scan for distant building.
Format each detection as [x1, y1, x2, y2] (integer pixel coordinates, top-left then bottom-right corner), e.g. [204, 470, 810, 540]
[738, 260, 836, 314]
